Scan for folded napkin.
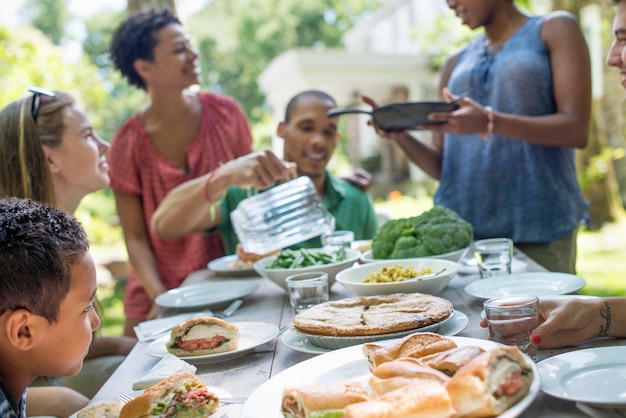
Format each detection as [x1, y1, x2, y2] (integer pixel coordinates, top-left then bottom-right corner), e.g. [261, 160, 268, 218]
[134, 310, 213, 342]
[132, 354, 197, 390]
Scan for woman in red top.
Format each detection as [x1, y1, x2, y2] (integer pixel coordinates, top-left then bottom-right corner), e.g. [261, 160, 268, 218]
[109, 9, 292, 335]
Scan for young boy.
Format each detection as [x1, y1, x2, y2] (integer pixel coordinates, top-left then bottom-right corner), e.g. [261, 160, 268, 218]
[0, 197, 100, 417]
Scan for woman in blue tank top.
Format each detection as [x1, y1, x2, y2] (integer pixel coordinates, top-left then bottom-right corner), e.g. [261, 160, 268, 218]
[364, 0, 591, 273]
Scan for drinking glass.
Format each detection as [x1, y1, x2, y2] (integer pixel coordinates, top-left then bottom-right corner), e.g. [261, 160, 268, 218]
[321, 230, 355, 252]
[474, 238, 513, 278]
[285, 272, 329, 314]
[483, 295, 539, 361]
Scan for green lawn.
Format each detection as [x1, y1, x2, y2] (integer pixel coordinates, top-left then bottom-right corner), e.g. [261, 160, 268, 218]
[95, 194, 626, 336]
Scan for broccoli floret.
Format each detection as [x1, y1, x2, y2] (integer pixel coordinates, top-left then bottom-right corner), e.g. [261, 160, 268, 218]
[371, 217, 414, 259]
[371, 206, 473, 259]
[390, 236, 429, 259]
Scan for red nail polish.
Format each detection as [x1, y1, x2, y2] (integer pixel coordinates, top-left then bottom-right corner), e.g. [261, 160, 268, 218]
[531, 334, 542, 345]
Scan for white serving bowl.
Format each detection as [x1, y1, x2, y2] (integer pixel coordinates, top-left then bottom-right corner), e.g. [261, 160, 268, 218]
[254, 248, 361, 291]
[335, 258, 459, 296]
[360, 246, 468, 264]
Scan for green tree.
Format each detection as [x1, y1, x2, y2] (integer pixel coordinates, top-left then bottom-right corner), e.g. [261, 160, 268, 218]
[186, 0, 384, 124]
[22, 0, 70, 45]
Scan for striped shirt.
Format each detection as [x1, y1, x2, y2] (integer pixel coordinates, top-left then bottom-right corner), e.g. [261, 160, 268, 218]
[0, 381, 25, 418]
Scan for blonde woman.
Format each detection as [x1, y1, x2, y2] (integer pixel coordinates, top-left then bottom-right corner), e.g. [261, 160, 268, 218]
[0, 88, 135, 417]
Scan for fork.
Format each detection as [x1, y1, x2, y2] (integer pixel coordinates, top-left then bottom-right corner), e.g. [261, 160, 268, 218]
[115, 393, 134, 403]
[115, 392, 247, 404]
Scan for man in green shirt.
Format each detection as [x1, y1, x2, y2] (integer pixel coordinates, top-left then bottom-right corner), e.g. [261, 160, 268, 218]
[152, 90, 377, 254]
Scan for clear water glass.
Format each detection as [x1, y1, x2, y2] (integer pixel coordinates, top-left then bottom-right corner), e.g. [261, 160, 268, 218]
[285, 272, 329, 314]
[484, 295, 539, 361]
[474, 238, 513, 278]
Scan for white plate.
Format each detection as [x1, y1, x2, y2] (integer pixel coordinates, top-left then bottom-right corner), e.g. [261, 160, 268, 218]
[70, 386, 233, 418]
[242, 336, 540, 418]
[458, 258, 528, 275]
[281, 310, 470, 354]
[208, 255, 257, 276]
[538, 347, 626, 407]
[464, 272, 586, 299]
[146, 322, 279, 364]
[155, 280, 259, 308]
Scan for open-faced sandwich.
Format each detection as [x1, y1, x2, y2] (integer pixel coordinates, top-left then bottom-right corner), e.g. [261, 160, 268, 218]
[167, 316, 240, 357]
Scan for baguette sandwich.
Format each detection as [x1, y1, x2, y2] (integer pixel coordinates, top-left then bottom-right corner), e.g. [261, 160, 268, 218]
[119, 372, 219, 418]
[419, 345, 487, 376]
[343, 382, 456, 418]
[368, 357, 450, 398]
[445, 346, 533, 417]
[281, 381, 369, 418]
[363, 332, 457, 371]
[167, 316, 239, 357]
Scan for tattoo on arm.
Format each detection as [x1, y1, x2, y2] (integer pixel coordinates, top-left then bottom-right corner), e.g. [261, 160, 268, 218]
[599, 301, 611, 337]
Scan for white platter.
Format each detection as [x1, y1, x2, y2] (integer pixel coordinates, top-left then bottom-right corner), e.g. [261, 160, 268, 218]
[69, 386, 233, 418]
[538, 347, 626, 407]
[146, 322, 279, 365]
[155, 280, 259, 309]
[281, 310, 470, 354]
[208, 254, 257, 276]
[242, 336, 540, 418]
[464, 272, 586, 299]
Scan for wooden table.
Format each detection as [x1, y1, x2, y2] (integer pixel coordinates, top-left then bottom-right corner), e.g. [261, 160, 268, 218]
[90, 254, 624, 417]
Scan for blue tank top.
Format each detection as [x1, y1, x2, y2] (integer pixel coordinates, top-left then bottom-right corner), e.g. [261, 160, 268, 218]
[434, 15, 588, 243]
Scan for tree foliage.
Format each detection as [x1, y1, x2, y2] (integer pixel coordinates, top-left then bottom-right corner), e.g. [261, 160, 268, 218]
[22, 0, 70, 45]
[186, 0, 384, 123]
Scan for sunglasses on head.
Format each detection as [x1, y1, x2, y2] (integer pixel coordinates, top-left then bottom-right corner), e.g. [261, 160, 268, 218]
[28, 87, 56, 121]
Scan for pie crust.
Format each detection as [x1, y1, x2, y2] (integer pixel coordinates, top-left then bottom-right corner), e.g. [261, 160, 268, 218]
[291, 293, 453, 337]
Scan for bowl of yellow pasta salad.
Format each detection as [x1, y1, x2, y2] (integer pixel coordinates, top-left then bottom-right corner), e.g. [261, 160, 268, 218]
[335, 258, 458, 296]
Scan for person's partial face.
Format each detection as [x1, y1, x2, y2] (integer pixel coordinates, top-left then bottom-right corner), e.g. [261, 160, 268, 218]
[446, 0, 496, 30]
[45, 103, 110, 199]
[141, 23, 200, 90]
[279, 96, 339, 180]
[35, 252, 100, 376]
[607, 2, 626, 92]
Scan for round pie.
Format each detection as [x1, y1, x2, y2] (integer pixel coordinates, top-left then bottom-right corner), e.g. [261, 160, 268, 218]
[291, 293, 454, 337]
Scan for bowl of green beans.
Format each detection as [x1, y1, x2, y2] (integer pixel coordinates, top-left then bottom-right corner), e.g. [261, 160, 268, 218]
[253, 247, 361, 291]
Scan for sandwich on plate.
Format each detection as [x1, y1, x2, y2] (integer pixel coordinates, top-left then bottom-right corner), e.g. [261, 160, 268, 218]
[445, 346, 533, 417]
[362, 332, 458, 371]
[343, 381, 456, 418]
[368, 357, 450, 398]
[119, 372, 220, 418]
[167, 316, 240, 357]
[281, 380, 369, 418]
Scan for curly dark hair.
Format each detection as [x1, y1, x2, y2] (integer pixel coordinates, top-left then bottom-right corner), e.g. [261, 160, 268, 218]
[109, 9, 181, 90]
[0, 197, 89, 322]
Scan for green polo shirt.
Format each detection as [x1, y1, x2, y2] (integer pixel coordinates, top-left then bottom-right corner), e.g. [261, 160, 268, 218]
[217, 172, 378, 254]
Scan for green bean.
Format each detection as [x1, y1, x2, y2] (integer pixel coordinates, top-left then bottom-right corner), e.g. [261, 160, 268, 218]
[267, 247, 347, 269]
